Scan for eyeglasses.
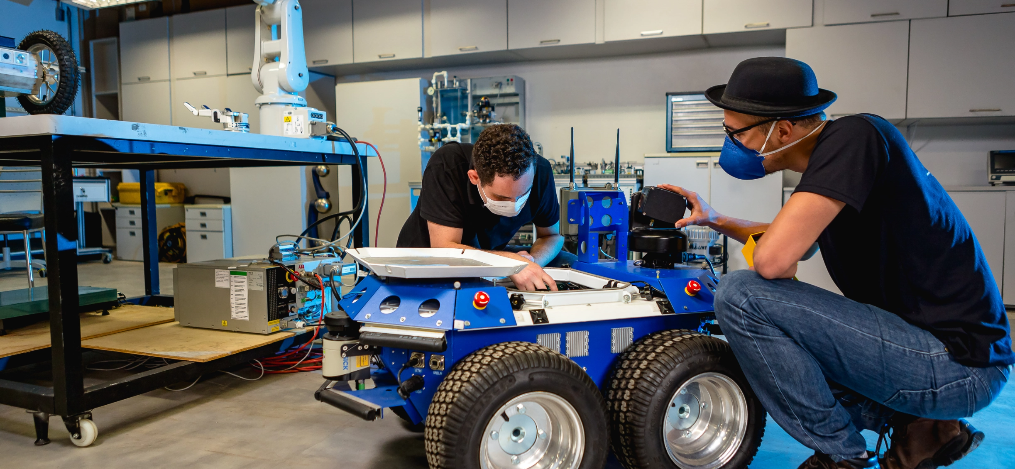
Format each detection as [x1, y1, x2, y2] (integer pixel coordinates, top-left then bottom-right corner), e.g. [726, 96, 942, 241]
[722, 118, 777, 141]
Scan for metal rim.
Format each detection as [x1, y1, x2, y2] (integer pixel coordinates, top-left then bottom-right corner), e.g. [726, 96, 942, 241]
[26, 43, 60, 106]
[662, 372, 749, 469]
[480, 391, 585, 469]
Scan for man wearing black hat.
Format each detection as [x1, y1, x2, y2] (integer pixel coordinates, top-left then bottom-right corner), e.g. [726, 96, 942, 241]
[664, 57, 1012, 469]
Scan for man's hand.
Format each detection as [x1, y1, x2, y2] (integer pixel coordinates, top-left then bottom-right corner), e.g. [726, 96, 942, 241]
[657, 184, 719, 229]
[514, 250, 536, 263]
[503, 252, 557, 291]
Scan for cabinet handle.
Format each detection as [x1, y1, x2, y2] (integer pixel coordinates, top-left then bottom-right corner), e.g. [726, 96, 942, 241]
[193, 71, 207, 76]
[870, 12, 900, 18]
[745, 22, 770, 29]
[696, 160, 709, 169]
[199, 212, 207, 217]
[539, 39, 561, 45]
[1003, 3, 1015, 7]
[200, 223, 207, 228]
[458, 46, 479, 52]
[129, 220, 136, 226]
[137, 76, 150, 82]
[640, 30, 663, 37]
[312, 59, 328, 65]
[200, 234, 208, 240]
[128, 210, 136, 215]
[970, 108, 1002, 112]
[129, 231, 136, 237]
[378, 53, 396, 59]
[713, 160, 722, 168]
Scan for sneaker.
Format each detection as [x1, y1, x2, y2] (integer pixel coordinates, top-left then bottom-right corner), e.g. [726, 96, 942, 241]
[879, 417, 984, 469]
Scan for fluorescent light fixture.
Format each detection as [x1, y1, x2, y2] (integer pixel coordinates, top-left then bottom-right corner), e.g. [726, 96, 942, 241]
[66, 0, 150, 10]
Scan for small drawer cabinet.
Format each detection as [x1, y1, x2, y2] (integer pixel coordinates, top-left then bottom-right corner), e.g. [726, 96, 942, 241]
[186, 205, 233, 262]
[114, 204, 185, 261]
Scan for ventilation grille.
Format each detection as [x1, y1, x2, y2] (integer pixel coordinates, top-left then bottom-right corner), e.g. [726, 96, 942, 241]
[566, 331, 589, 358]
[537, 333, 561, 354]
[611, 327, 634, 354]
[668, 93, 724, 152]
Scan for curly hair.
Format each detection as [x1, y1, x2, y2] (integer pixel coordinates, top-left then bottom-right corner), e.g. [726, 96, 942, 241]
[472, 124, 537, 185]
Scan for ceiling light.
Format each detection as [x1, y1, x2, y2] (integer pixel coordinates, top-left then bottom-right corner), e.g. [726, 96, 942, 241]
[66, 0, 151, 10]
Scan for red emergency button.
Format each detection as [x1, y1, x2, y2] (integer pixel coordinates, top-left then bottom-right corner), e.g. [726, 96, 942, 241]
[685, 280, 702, 296]
[474, 291, 490, 309]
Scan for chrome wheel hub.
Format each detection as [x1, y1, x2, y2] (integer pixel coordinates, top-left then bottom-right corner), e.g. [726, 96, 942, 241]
[26, 44, 60, 106]
[663, 372, 748, 469]
[481, 392, 584, 469]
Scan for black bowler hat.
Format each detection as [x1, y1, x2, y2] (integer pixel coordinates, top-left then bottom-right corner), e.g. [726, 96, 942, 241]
[705, 57, 837, 118]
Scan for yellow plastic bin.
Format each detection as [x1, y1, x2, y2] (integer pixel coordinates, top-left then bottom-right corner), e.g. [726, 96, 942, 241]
[117, 182, 186, 204]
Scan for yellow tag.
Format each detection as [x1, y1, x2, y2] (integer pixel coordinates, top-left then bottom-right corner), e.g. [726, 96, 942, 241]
[741, 232, 765, 268]
[357, 355, 370, 368]
[283, 116, 292, 122]
[270, 325, 280, 333]
[221, 320, 228, 326]
[267, 319, 280, 326]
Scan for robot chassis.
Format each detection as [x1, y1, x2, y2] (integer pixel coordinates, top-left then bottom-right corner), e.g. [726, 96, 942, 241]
[309, 185, 766, 468]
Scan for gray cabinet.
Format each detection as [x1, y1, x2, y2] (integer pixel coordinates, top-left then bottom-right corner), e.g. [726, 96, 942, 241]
[121, 81, 172, 125]
[508, 0, 595, 49]
[786, 21, 909, 119]
[427, 0, 506, 57]
[822, 0, 947, 25]
[1005, 192, 1015, 305]
[950, 1, 1015, 16]
[702, 0, 812, 34]
[114, 204, 185, 261]
[908, 13, 1015, 118]
[353, 0, 423, 63]
[186, 205, 233, 262]
[171, 9, 227, 79]
[604, 0, 701, 42]
[949, 191, 1006, 292]
[171, 76, 228, 130]
[226, 5, 256, 75]
[302, 0, 353, 67]
[119, 17, 170, 84]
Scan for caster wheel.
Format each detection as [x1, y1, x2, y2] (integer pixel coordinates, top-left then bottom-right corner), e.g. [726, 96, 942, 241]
[69, 418, 97, 447]
[38, 268, 47, 278]
[102, 253, 113, 264]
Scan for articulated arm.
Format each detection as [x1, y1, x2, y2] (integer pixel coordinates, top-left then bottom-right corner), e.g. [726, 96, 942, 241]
[252, 0, 309, 95]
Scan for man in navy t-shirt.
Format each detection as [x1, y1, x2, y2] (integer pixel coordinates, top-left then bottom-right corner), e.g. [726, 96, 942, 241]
[667, 57, 1012, 469]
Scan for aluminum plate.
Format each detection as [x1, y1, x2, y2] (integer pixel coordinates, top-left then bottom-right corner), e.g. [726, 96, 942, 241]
[345, 248, 528, 278]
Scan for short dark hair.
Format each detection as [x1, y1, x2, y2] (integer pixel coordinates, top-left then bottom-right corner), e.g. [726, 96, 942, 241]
[472, 124, 537, 185]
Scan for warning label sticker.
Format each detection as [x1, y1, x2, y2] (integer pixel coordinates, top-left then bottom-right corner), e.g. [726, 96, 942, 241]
[230, 272, 249, 320]
[249, 271, 264, 291]
[215, 269, 229, 288]
[283, 111, 305, 136]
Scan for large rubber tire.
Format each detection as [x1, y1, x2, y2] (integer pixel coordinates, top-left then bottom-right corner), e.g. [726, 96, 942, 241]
[425, 342, 609, 469]
[607, 330, 765, 469]
[16, 30, 79, 116]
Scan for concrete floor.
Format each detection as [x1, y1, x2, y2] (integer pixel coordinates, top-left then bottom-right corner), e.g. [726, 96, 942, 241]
[0, 260, 1012, 468]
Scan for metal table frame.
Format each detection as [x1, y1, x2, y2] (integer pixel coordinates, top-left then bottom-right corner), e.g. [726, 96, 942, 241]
[0, 133, 370, 443]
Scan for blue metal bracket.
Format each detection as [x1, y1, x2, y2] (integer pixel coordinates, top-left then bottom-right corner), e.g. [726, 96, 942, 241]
[566, 189, 629, 263]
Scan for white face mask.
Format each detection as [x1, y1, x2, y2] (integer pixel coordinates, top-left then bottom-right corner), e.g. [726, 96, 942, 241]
[479, 185, 529, 217]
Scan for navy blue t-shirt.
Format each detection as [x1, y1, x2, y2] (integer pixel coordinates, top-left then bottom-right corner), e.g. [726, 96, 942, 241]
[796, 114, 1014, 367]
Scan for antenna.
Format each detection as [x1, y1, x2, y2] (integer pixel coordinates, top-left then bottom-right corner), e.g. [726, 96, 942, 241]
[569, 127, 575, 187]
[614, 128, 621, 186]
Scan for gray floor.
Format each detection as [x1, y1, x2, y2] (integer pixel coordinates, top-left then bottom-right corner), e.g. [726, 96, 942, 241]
[0, 261, 1012, 468]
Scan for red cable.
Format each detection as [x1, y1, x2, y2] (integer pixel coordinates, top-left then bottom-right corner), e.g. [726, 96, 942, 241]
[357, 141, 386, 247]
[257, 274, 327, 373]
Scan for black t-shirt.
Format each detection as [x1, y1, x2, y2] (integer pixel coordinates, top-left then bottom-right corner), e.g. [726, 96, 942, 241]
[796, 114, 1014, 367]
[396, 142, 560, 250]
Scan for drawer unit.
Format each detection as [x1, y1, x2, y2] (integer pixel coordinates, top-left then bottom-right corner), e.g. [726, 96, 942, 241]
[188, 207, 224, 220]
[114, 204, 185, 261]
[185, 205, 232, 262]
[187, 231, 226, 263]
[187, 219, 224, 232]
[115, 228, 144, 261]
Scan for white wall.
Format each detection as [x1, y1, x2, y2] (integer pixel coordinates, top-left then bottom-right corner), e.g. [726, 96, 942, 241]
[900, 123, 1015, 187]
[1, 0, 81, 115]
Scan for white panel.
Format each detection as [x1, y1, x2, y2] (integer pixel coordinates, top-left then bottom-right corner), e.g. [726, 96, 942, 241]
[949, 0, 1015, 16]
[508, 0, 596, 49]
[171, 76, 227, 130]
[119, 17, 170, 83]
[949, 191, 1006, 291]
[1005, 192, 1015, 305]
[188, 230, 226, 263]
[229, 167, 306, 256]
[908, 14, 1015, 118]
[822, 0, 947, 25]
[703, 0, 812, 34]
[711, 158, 782, 272]
[121, 81, 172, 125]
[353, 0, 423, 63]
[786, 21, 909, 119]
[604, 0, 702, 42]
[302, 0, 353, 66]
[642, 156, 712, 204]
[226, 5, 256, 75]
[171, 9, 227, 79]
[427, 0, 507, 57]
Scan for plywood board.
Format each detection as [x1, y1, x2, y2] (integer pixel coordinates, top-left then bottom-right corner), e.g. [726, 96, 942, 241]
[0, 305, 176, 358]
[81, 322, 295, 362]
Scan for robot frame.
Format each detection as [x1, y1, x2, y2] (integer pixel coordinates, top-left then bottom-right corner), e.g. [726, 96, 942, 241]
[307, 134, 766, 469]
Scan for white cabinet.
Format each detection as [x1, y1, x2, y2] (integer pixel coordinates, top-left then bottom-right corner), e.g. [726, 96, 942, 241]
[353, 0, 423, 63]
[427, 0, 506, 57]
[643, 155, 711, 201]
[908, 13, 1015, 118]
[171, 76, 228, 130]
[604, 0, 701, 42]
[702, 0, 812, 34]
[949, 191, 1005, 292]
[186, 205, 233, 262]
[1005, 192, 1015, 305]
[786, 21, 909, 119]
[119, 17, 170, 84]
[302, 0, 353, 66]
[508, 0, 595, 49]
[950, 1, 1015, 16]
[114, 204, 185, 261]
[171, 9, 227, 79]
[121, 81, 172, 125]
[822, 0, 947, 25]
[226, 5, 256, 75]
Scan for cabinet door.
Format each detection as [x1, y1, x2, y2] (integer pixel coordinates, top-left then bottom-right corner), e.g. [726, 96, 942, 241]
[302, 0, 353, 66]
[950, 191, 1005, 292]
[119, 17, 170, 84]
[643, 156, 711, 203]
[1005, 192, 1015, 305]
[604, 0, 701, 42]
[226, 5, 256, 75]
[710, 158, 782, 272]
[702, 0, 812, 34]
[187, 230, 225, 263]
[950, 1, 1015, 16]
[823, 0, 947, 25]
[121, 81, 172, 125]
[171, 76, 228, 130]
[908, 14, 1015, 118]
[171, 9, 227, 79]
[426, 0, 506, 57]
[353, 0, 423, 63]
[508, 0, 595, 49]
[786, 21, 909, 119]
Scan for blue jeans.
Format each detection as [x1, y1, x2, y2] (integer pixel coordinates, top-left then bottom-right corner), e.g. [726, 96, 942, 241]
[714, 270, 1011, 461]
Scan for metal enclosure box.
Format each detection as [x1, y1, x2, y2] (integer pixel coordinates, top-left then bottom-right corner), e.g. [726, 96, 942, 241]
[174, 259, 296, 334]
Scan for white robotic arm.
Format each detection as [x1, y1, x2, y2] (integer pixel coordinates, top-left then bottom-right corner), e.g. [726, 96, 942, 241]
[251, 0, 319, 136]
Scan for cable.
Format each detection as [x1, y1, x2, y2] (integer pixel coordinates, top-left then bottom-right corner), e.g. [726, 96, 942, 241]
[357, 141, 386, 247]
[221, 359, 265, 381]
[164, 375, 202, 392]
[256, 274, 327, 374]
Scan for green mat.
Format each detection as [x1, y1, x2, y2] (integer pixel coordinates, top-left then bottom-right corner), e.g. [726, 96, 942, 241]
[0, 286, 119, 320]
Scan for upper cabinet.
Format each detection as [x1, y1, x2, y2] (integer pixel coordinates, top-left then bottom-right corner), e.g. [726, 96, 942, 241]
[949, 1, 1015, 16]
[702, 0, 812, 34]
[426, 0, 507, 57]
[604, 0, 702, 42]
[353, 0, 423, 63]
[508, 0, 595, 50]
[302, 0, 353, 67]
[171, 75, 228, 130]
[907, 13, 1015, 118]
[226, 5, 255, 75]
[822, 0, 947, 26]
[786, 21, 909, 119]
[119, 17, 170, 84]
[171, 9, 227, 79]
